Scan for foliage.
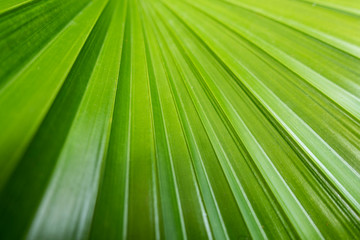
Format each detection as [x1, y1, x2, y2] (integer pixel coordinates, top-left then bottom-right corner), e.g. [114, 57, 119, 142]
[0, 0, 359, 239]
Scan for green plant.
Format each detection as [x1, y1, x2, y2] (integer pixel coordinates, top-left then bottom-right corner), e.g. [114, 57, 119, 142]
[0, 0, 359, 239]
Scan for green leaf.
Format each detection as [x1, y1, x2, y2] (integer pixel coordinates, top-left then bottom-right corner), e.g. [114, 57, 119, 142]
[0, 0, 359, 239]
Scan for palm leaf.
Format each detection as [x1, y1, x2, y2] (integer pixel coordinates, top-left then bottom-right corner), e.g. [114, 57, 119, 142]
[0, 0, 359, 239]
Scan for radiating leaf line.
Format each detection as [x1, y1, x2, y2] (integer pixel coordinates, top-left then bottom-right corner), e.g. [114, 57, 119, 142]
[0, 0, 359, 239]
[0, 1, 115, 238]
[0, 0, 37, 15]
[296, 0, 360, 16]
[224, 0, 360, 58]
[162, 0, 360, 217]
[186, 0, 360, 122]
[0, 0, 108, 189]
